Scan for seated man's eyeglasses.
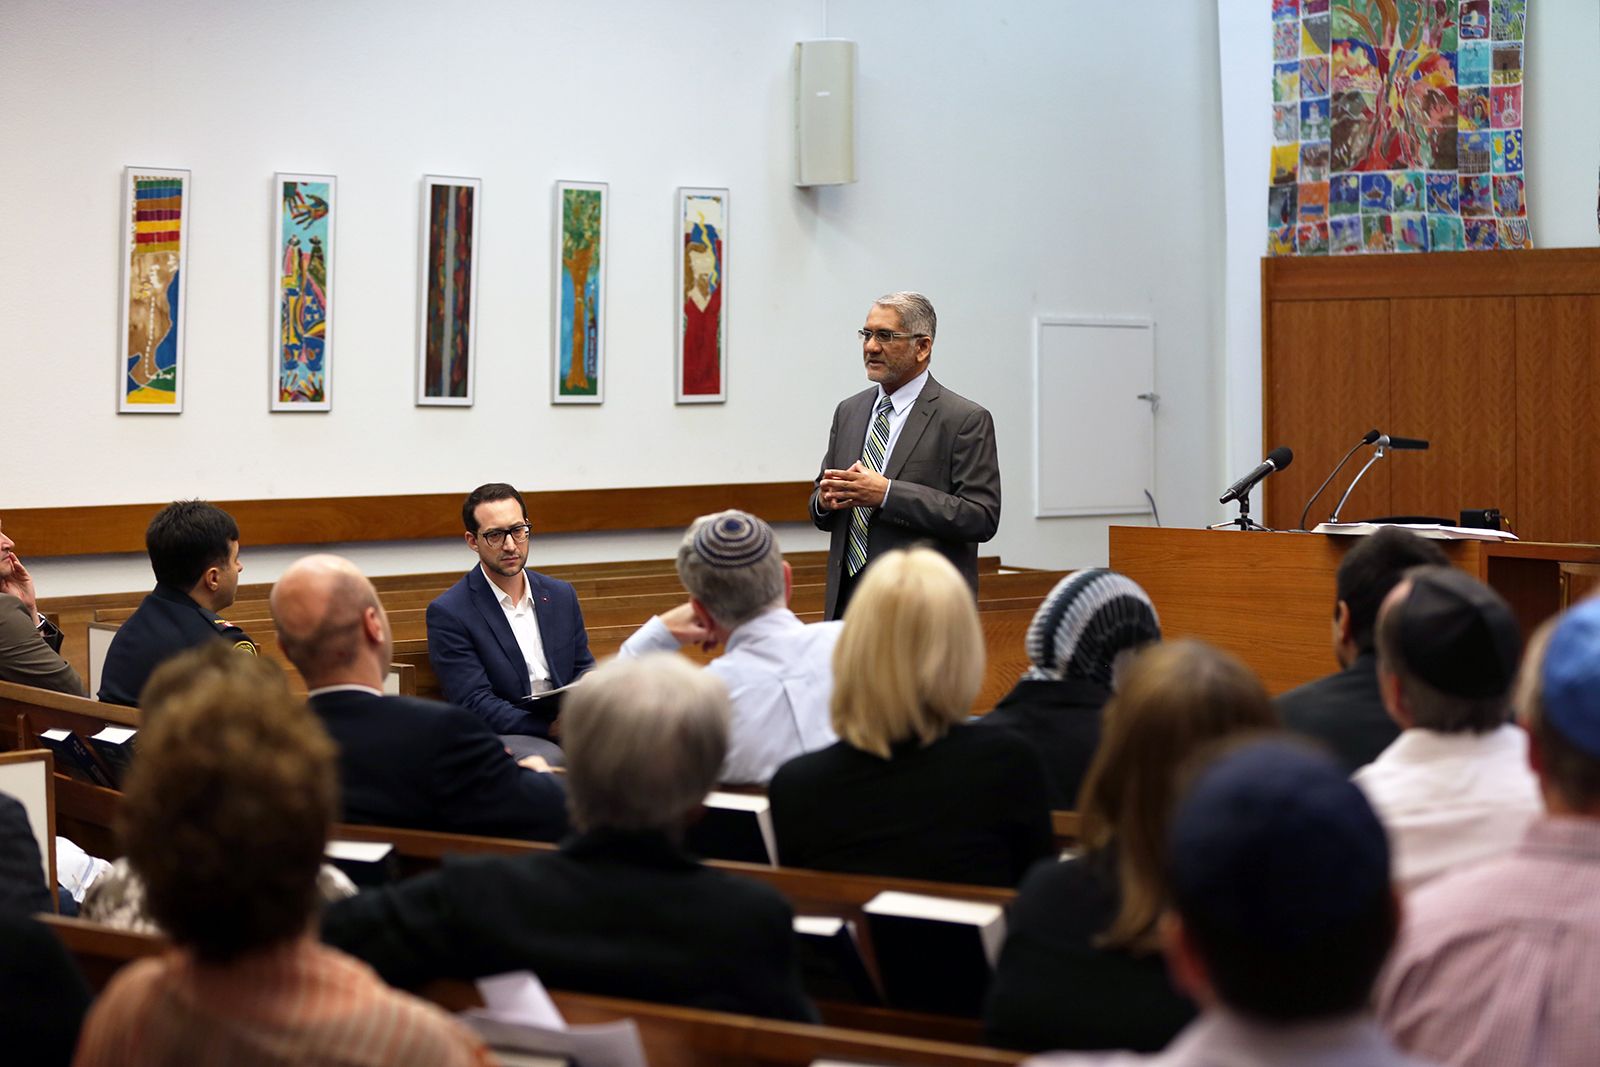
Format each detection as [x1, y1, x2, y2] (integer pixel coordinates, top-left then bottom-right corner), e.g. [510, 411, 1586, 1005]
[858, 328, 924, 344]
[480, 524, 532, 547]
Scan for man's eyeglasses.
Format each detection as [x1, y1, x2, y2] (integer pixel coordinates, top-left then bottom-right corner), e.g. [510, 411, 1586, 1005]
[479, 524, 532, 548]
[858, 328, 924, 345]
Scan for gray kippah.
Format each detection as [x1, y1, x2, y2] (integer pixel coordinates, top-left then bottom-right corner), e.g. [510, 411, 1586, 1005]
[692, 510, 775, 568]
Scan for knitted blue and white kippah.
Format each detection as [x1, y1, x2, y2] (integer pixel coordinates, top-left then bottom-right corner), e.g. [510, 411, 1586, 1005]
[692, 511, 775, 568]
[1024, 569, 1161, 688]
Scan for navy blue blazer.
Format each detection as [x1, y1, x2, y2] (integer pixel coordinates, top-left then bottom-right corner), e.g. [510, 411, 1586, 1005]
[425, 567, 594, 737]
[309, 689, 570, 842]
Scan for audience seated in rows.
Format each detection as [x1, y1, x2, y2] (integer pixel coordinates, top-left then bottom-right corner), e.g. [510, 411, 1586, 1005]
[321, 652, 814, 1022]
[985, 640, 1274, 1053]
[98, 501, 258, 707]
[1353, 565, 1539, 890]
[620, 509, 839, 784]
[0, 515, 85, 694]
[977, 568, 1161, 808]
[73, 644, 489, 1066]
[1379, 600, 1600, 1067]
[426, 482, 595, 763]
[270, 553, 569, 841]
[768, 547, 1054, 886]
[81, 648, 357, 931]
[1276, 528, 1448, 773]
[1028, 738, 1429, 1066]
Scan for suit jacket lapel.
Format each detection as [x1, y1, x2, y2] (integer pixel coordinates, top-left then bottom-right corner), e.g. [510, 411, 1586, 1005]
[528, 571, 560, 653]
[838, 389, 877, 467]
[468, 567, 529, 694]
[884, 376, 942, 479]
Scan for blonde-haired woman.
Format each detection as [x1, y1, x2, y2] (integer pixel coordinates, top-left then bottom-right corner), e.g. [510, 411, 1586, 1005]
[983, 639, 1278, 1053]
[769, 548, 1053, 886]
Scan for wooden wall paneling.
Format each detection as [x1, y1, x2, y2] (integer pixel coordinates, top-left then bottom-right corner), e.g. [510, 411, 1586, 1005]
[1263, 299, 1391, 530]
[1265, 248, 1600, 302]
[3, 482, 814, 560]
[1386, 298, 1518, 526]
[1515, 296, 1600, 543]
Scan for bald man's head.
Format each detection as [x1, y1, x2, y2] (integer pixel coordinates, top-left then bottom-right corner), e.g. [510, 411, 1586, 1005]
[270, 554, 389, 687]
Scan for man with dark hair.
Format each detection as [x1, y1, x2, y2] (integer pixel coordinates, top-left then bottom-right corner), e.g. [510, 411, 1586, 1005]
[426, 483, 593, 761]
[0, 517, 84, 694]
[1277, 528, 1448, 772]
[619, 510, 839, 784]
[98, 500, 256, 706]
[1353, 565, 1538, 889]
[811, 291, 1001, 620]
[272, 554, 569, 841]
[1026, 738, 1423, 1066]
[1379, 600, 1600, 1067]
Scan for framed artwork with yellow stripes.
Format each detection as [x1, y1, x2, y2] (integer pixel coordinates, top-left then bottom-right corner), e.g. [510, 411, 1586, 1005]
[118, 166, 190, 413]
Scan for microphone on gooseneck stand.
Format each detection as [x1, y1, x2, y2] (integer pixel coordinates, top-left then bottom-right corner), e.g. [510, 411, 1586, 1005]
[1211, 447, 1293, 531]
[1297, 430, 1380, 532]
[1325, 431, 1430, 525]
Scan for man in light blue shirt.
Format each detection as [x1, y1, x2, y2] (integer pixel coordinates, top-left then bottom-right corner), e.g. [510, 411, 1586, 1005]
[620, 510, 838, 785]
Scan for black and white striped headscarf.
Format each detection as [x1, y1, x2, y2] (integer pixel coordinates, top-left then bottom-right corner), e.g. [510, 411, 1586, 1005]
[1023, 569, 1160, 688]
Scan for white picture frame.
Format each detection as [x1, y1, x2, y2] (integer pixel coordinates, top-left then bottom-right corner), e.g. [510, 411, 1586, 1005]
[118, 166, 190, 414]
[271, 172, 336, 412]
[676, 187, 728, 404]
[416, 174, 482, 407]
[552, 180, 607, 404]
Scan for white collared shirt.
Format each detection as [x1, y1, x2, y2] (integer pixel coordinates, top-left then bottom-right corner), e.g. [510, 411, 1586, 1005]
[306, 684, 384, 698]
[1353, 724, 1542, 891]
[861, 369, 930, 506]
[481, 563, 551, 692]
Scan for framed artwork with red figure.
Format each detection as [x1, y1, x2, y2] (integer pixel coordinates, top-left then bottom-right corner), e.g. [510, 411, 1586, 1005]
[677, 187, 727, 404]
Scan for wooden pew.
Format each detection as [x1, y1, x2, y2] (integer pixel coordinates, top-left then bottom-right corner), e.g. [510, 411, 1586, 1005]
[42, 914, 1022, 1066]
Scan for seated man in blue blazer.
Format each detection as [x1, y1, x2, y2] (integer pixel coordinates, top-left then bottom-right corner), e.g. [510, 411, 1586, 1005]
[427, 484, 594, 762]
[272, 553, 569, 842]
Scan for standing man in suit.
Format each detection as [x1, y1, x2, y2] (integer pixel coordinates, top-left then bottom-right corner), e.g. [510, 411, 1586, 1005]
[99, 500, 256, 707]
[272, 554, 569, 842]
[427, 483, 594, 762]
[811, 291, 1001, 620]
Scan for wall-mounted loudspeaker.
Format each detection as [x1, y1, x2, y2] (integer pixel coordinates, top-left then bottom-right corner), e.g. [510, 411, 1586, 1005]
[793, 39, 857, 187]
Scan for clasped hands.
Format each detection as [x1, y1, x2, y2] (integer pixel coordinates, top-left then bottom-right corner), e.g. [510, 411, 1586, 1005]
[818, 462, 889, 511]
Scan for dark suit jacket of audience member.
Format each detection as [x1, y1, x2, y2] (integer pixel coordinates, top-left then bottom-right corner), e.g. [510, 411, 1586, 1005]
[309, 689, 570, 842]
[768, 724, 1055, 887]
[976, 676, 1111, 809]
[0, 913, 91, 1067]
[426, 567, 596, 738]
[1275, 652, 1398, 774]
[0, 792, 52, 917]
[984, 847, 1196, 1053]
[321, 827, 813, 1022]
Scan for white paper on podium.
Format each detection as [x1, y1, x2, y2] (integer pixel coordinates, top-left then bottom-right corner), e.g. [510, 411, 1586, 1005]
[466, 971, 648, 1067]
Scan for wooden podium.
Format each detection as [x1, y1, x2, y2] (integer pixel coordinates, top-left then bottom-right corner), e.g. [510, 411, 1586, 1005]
[1109, 526, 1600, 696]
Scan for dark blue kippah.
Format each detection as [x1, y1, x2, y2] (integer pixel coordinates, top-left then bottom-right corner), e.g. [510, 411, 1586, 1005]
[1542, 599, 1600, 758]
[692, 511, 775, 568]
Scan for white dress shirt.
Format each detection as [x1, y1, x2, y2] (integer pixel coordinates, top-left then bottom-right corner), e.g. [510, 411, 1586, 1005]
[862, 368, 930, 505]
[481, 564, 552, 694]
[619, 607, 841, 784]
[1025, 1010, 1432, 1067]
[1353, 724, 1542, 891]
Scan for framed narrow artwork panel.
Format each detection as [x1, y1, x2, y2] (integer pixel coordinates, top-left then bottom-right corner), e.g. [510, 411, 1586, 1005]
[677, 187, 728, 403]
[118, 167, 190, 413]
[272, 173, 335, 412]
[553, 181, 607, 404]
[416, 175, 481, 406]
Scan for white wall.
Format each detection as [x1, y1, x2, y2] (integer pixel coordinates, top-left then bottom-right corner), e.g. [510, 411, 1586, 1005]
[4, 0, 1229, 594]
[1216, 0, 1600, 517]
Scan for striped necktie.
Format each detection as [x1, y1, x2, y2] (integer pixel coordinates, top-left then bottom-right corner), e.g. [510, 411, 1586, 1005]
[846, 395, 896, 576]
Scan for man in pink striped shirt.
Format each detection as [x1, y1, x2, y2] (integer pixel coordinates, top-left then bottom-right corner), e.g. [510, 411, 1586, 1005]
[1378, 598, 1600, 1067]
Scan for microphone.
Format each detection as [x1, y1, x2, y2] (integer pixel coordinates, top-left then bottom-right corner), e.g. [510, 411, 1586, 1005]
[1377, 434, 1429, 450]
[1220, 446, 1293, 505]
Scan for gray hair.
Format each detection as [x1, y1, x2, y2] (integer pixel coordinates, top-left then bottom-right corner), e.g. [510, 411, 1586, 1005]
[874, 291, 937, 342]
[675, 511, 785, 629]
[562, 654, 731, 833]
